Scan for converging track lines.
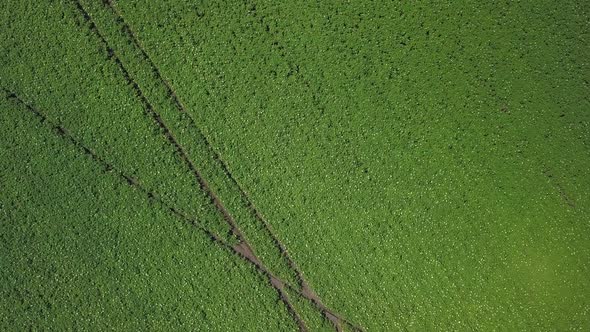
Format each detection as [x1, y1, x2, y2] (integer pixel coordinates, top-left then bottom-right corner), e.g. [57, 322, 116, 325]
[2, 87, 308, 332]
[3, 87, 360, 332]
[70, 1, 307, 330]
[68, 0, 363, 330]
[99, 1, 362, 330]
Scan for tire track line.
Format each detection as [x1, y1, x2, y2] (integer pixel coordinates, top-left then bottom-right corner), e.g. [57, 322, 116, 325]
[72, 0, 245, 248]
[100, 2, 360, 330]
[3, 85, 359, 331]
[74, 2, 306, 329]
[542, 167, 576, 209]
[2, 87, 307, 332]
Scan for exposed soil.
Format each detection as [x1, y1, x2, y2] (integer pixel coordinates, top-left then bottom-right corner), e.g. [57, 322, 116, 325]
[6, 85, 370, 331]
[97, 2, 363, 330]
[93, 2, 364, 330]
[5, 87, 307, 331]
[543, 168, 576, 209]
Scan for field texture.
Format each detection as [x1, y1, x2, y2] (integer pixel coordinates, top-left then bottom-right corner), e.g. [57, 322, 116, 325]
[1, 0, 589, 331]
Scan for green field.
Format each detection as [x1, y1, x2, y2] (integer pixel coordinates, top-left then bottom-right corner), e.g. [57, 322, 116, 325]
[1, 0, 589, 330]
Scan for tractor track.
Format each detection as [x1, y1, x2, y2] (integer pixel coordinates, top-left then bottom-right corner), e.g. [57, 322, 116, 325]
[71, 0, 246, 244]
[2, 87, 307, 332]
[70, 2, 309, 330]
[542, 167, 576, 209]
[97, 2, 361, 330]
[3, 84, 363, 331]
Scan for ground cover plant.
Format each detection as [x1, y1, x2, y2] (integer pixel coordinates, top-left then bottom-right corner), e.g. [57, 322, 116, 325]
[1, 0, 589, 331]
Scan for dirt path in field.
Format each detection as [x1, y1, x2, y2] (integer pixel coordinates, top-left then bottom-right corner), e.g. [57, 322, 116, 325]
[91, 1, 363, 331]
[542, 168, 576, 209]
[3, 87, 308, 332]
[4, 86, 363, 331]
[70, 2, 309, 330]
[102, 0, 310, 282]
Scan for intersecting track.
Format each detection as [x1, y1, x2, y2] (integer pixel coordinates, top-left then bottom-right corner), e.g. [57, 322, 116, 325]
[101, 0, 318, 300]
[2, 87, 365, 331]
[2, 87, 304, 332]
[67, 1, 364, 331]
[74, 0, 363, 331]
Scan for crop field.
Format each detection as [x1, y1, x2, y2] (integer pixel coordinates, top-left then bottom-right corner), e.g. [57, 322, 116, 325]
[1, 0, 589, 331]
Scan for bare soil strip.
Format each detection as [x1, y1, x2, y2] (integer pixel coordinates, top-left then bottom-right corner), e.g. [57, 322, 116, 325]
[542, 168, 576, 209]
[72, 0, 244, 247]
[98, 2, 362, 330]
[556, 183, 576, 209]
[70, 2, 309, 329]
[3, 87, 307, 332]
[4, 85, 361, 331]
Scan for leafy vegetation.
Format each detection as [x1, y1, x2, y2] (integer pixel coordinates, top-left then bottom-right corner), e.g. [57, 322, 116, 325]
[1, 0, 589, 330]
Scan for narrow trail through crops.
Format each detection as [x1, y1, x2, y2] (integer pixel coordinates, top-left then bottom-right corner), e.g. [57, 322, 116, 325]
[102, 0, 322, 308]
[2, 87, 307, 332]
[71, 2, 305, 330]
[542, 167, 576, 209]
[1, 87, 363, 331]
[72, 1, 318, 330]
[90, 1, 363, 330]
[72, 0, 246, 245]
